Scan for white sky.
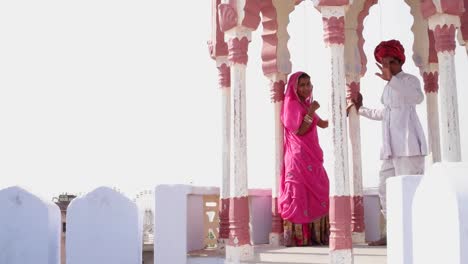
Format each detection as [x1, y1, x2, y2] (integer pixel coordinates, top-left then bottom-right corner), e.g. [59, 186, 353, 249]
[0, 1, 467, 200]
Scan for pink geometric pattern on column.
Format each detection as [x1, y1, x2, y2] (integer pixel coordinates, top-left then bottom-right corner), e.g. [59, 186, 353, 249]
[322, 16, 345, 45]
[346, 81, 360, 104]
[218, 63, 231, 88]
[357, 0, 378, 76]
[218, 3, 238, 33]
[329, 196, 352, 250]
[434, 24, 457, 53]
[208, 0, 228, 59]
[270, 80, 285, 103]
[271, 197, 283, 233]
[228, 37, 249, 65]
[219, 198, 230, 239]
[350, 196, 364, 233]
[228, 196, 250, 246]
[423, 71, 439, 93]
[428, 29, 438, 63]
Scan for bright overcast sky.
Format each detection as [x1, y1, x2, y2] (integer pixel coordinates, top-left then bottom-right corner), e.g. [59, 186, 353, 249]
[0, 0, 467, 200]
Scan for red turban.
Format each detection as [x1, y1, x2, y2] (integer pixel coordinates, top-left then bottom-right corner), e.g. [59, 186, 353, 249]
[374, 40, 405, 65]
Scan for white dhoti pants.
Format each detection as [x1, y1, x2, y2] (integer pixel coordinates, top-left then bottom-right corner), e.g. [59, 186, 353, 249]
[379, 156, 425, 218]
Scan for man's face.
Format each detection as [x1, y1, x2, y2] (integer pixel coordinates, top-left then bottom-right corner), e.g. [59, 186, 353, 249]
[381, 56, 402, 75]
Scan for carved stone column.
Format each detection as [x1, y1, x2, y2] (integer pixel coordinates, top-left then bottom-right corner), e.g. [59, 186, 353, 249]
[209, 0, 231, 250]
[219, 2, 254, 262]
[268, 73, 286, 246]
[314, 2, 354, 263]
[344, 0, 376, 244]
[422, 0, 464, 162]
[218, 57, 232, 246]
[346, 81, 364, 243]
[423, 63, 442, 163]
[429, 15, 462, 162]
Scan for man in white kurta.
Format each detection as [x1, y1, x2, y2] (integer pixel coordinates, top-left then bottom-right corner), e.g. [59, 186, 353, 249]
[352, 39, 427, 246]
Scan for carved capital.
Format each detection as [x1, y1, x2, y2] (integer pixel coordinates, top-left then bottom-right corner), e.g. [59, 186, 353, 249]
[227, 37, 249, 65]
[433, 24, 456, 53]
[323, 16, 345, 45]
[270, 80, 285, 103]
[423, 71, 439, 93]
[218, 3, 238, 33]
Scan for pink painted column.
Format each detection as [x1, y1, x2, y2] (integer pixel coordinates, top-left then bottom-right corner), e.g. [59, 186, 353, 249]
[218, 2, 253, 262]
[423, 29, 441, 163]
[423, 66, 442, 163]
[259, 0, 295, 247]
[218, 58, 232, 247]
[428, 15, 462, 162]
[268, 74, 286, 246]
[316, 4, 353, 263]
[344, 0, 376, 244]
[346, 81, 365, 243]
[226, 34, 253, 261]
[209, 0, 231, 250]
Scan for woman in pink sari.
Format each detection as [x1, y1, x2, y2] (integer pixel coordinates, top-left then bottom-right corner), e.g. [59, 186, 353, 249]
[279, 71, 330, 246]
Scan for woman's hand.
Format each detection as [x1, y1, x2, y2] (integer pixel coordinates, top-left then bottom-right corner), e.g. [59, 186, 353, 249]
[308, 100, 320, 115]
[318, 119, 328, 129]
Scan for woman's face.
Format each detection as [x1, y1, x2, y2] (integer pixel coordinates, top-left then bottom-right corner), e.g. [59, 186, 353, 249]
[297, 77, 312, 101]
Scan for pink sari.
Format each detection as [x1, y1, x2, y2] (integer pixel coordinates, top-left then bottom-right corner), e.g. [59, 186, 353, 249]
[278, 72, 330, 225]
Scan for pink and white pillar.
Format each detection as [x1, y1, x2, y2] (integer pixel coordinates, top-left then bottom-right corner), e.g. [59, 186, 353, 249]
[268, 74, 286, 246]
[218, 58, 232, 246]
[423, 65, 442, 163]
[428, 15, 462, 162]
[218, 2, 254, 262]
[209, 0, 231, 248]
[343, 0, 376, 244]
[315, 3, 354, 263]
[346, 81, 365, 243]
[260, 0, 296, 246]
[423, 29, 441, 163]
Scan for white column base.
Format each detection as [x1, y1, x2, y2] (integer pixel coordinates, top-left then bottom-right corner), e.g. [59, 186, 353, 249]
[330, 249, 354, 264]
[351, 232, 365, 244]
[268, 233, 283, 246]
[225, 244, 254, 264]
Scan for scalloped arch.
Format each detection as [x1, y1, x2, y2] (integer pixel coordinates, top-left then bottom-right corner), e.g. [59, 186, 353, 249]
[356, 0, 378, 77]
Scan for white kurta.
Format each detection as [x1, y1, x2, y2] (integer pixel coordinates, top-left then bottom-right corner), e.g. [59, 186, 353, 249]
[359, 71, 428, 160]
